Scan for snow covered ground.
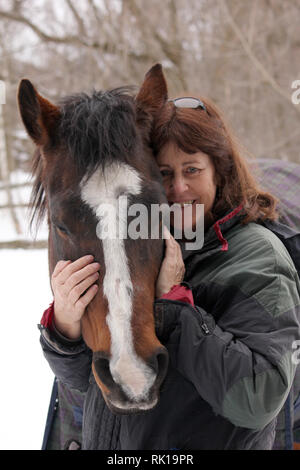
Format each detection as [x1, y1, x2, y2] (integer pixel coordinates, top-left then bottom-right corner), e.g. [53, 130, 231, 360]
[0, 171, 54, 450]
[0, 248, 54, 450]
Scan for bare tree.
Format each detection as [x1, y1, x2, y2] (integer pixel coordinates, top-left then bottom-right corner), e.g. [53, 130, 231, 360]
[0, 0, 299, 244]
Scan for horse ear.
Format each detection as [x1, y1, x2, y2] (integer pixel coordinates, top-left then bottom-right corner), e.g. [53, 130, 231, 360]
[136, 64, 168, 113]
[18, 79, 60, 146]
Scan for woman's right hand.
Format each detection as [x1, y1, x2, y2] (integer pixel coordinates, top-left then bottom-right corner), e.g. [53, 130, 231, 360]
[51, 255, 100, 339]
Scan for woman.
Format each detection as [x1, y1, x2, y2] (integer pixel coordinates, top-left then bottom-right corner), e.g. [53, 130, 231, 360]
[40, 90, 300, 450]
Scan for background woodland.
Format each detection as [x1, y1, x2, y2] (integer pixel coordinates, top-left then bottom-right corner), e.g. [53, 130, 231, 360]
[0, 0, 299, 244]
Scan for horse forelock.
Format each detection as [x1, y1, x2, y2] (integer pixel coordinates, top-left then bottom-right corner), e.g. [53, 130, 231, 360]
[58, 87, 140, 178]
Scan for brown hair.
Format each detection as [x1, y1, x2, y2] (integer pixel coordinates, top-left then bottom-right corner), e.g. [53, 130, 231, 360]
[151, 97, 278, 224]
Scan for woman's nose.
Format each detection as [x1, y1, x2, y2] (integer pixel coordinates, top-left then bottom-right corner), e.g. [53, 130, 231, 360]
[169, 175, 189, 195]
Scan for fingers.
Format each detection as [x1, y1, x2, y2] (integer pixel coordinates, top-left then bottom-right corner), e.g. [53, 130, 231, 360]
[51, 256, 101, 338]
[165, 232, 185, 280]
[156, 227, 185, 298]
[69, 272, 99, 305]
[76, 283, 99, 310]
[52, 260, 72, 277]
[164, 230, 180, 258]
[53, 255, 96, 285]
[163, 225, 172, 240]
[65, 262, 100, 291]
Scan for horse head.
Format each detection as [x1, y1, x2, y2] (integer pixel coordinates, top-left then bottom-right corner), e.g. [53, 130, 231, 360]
[18, 65, 171, 414]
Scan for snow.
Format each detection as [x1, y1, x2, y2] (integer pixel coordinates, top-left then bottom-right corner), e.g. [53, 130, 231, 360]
[0, 248, 54, 450]
[0, 169, 53, 449]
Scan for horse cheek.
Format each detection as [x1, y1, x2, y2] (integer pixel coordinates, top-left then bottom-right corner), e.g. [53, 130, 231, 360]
[81, 297, 111, 353]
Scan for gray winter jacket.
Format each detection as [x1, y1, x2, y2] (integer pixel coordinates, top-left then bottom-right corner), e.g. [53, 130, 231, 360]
[40, 207, 300, 450]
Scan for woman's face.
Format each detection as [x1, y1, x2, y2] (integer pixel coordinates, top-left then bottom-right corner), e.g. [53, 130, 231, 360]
[157, 142, 217, 232]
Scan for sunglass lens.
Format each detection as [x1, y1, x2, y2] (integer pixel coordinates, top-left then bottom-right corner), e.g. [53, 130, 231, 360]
[172, 97, 206, 110]
[174, 98, 199, 108]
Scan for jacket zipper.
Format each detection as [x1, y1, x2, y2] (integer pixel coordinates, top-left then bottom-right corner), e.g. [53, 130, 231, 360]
[194, 306, 210, 335]
[157, 299, 211, 335]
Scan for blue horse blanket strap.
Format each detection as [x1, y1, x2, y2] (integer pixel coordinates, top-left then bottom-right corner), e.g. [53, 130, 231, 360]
[42, 378, 85, 450]
[272, 392, 294, 450]
[284, 392, 294, 450]
[41, 377, 58, 450]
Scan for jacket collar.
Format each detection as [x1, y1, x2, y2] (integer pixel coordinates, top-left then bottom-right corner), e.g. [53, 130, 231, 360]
[181, 204, 245, 262]
[211, 203, 244, 251]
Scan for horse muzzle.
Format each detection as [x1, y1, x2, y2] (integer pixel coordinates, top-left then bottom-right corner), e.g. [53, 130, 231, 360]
[92, 347, 169, 414]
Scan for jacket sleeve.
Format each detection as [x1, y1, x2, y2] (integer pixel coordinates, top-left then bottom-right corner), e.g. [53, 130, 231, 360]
[154, 254, 300, 430]
[39, 323, 92, 393]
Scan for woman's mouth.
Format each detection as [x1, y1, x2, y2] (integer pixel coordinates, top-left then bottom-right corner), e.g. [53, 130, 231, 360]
[169, 199, 196, 207]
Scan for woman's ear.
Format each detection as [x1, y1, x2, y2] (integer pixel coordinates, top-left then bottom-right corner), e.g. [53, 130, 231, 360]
[136, 64, 168, 114]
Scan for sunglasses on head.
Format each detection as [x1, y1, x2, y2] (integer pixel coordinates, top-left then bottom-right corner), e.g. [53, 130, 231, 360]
[169, 97, 206, 111]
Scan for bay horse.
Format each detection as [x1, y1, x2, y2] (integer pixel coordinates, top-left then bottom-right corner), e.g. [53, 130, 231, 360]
[18, 65, 170, 414]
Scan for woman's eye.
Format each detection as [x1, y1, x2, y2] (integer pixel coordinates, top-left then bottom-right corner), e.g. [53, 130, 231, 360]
[186, 167, 200, 174]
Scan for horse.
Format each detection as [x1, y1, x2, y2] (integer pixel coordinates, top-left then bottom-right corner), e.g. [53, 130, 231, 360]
[18, 64, 170, 414]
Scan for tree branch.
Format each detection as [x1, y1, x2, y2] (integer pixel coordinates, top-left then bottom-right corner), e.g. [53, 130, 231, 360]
[65, 0, 86, 36]
[0, 203, 31, 210]
[0, 240, 47, 249]
[221, 0, 300, 115]
[87, 0, 102, 27]
[127, 0, 187, 89]
[0, 10, 99, 48]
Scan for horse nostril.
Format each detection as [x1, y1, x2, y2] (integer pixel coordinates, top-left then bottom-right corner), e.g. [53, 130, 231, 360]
[149, 347, 169, 386]
[93, 353, 115, 389]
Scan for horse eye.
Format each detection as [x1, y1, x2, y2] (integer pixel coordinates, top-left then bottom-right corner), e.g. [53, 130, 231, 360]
[55, 224, 69, 236]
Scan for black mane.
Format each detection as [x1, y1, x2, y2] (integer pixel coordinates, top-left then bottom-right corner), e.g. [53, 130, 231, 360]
[58, 87, 138, 177]
[30, 86, 140, 231]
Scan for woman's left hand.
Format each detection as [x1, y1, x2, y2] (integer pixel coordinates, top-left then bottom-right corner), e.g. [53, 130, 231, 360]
[156, 227, 185, 298]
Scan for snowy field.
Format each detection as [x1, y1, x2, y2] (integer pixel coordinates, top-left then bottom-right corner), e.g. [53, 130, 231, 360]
[0, 248, 54, 450]
[0, 171, 55, 450]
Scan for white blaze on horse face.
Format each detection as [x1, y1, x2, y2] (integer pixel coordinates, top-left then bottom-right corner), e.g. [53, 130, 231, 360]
[80, 162, 156, 402]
